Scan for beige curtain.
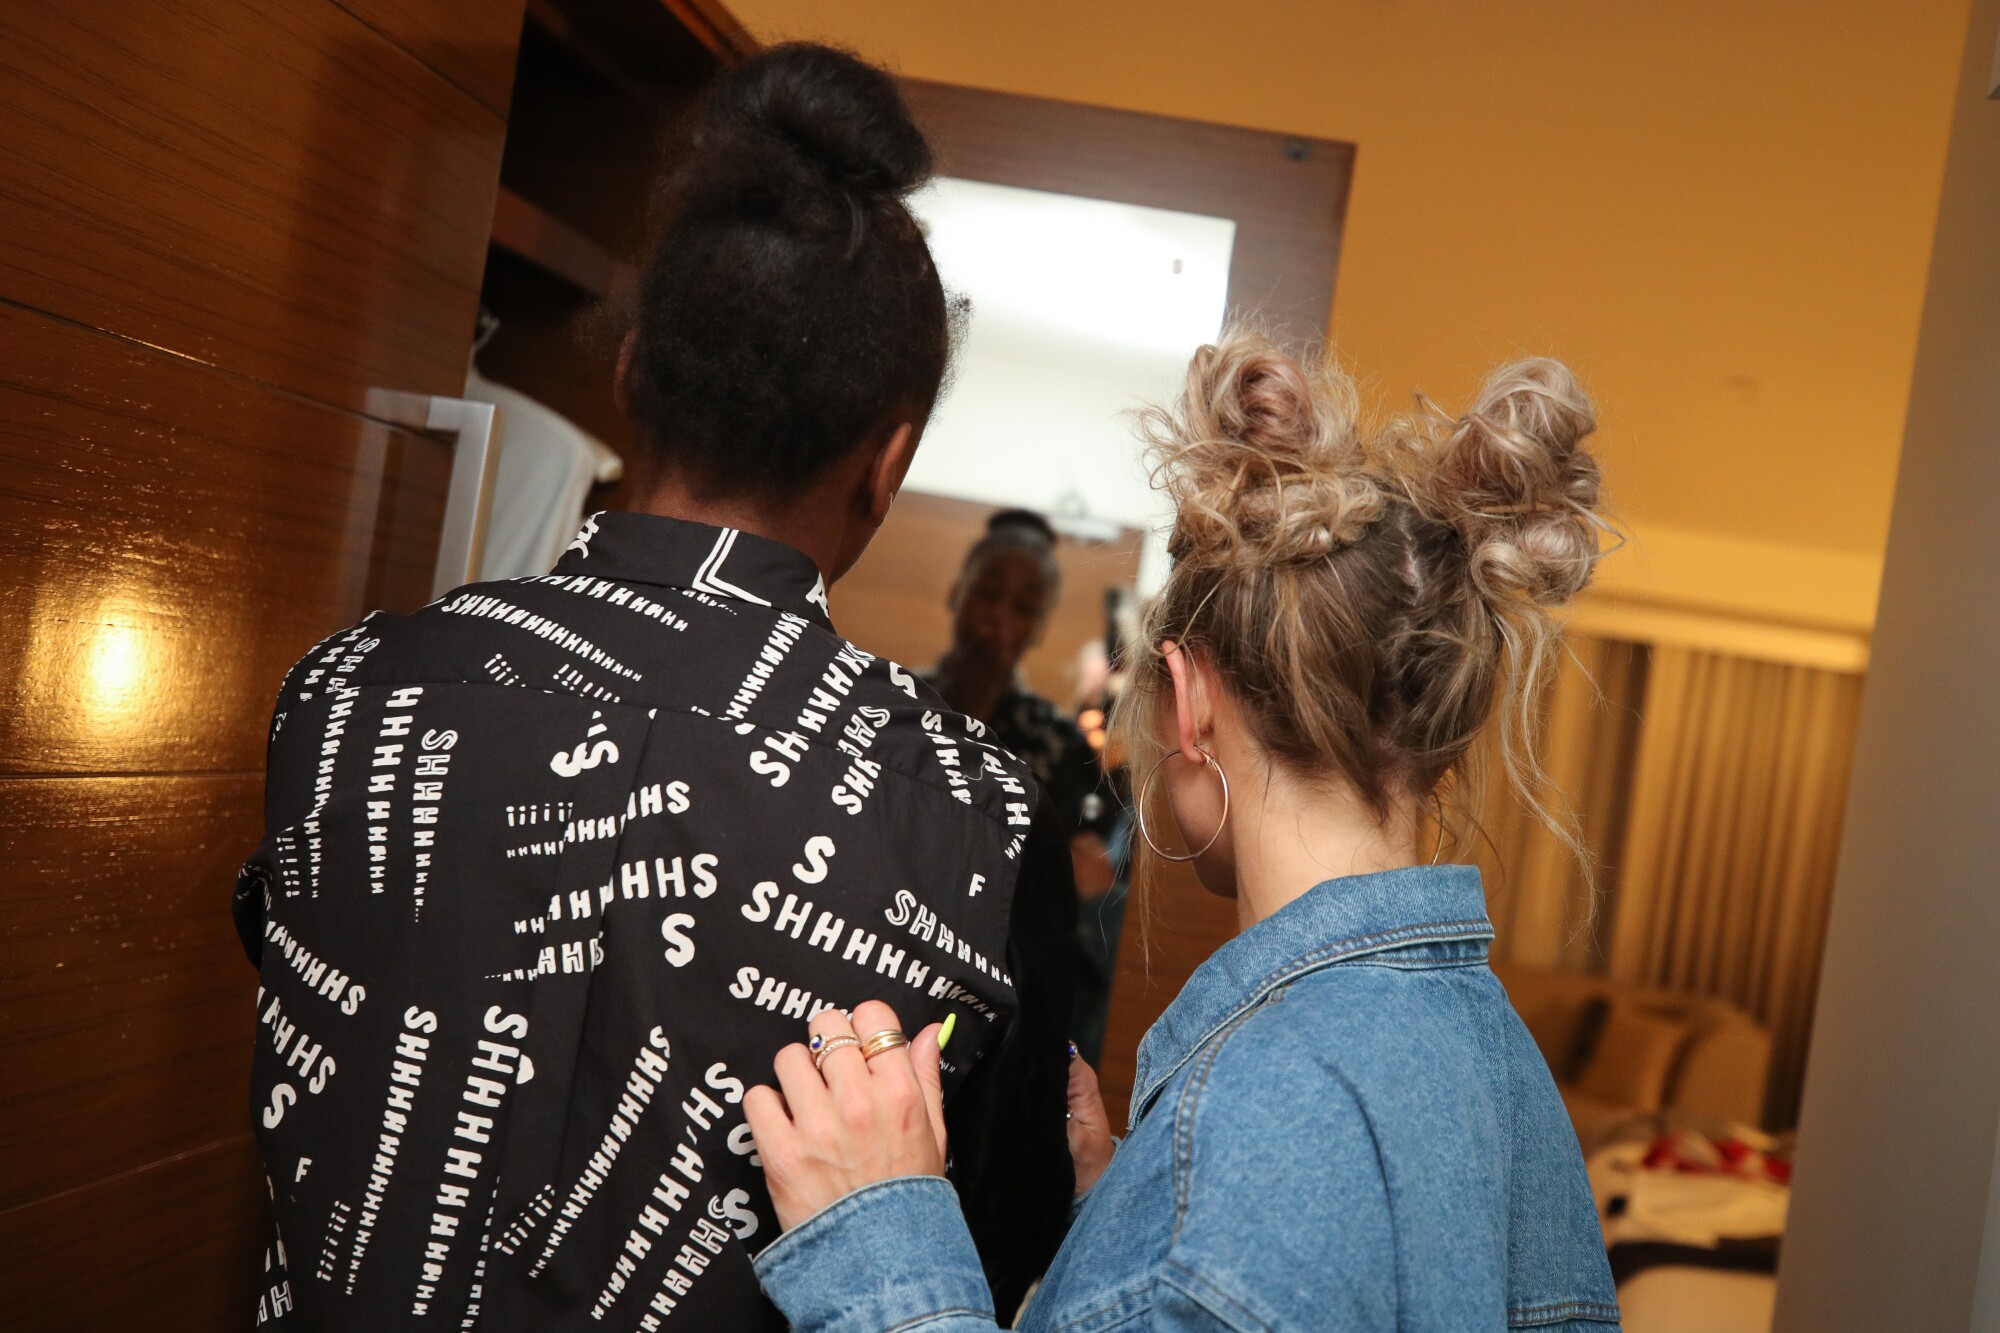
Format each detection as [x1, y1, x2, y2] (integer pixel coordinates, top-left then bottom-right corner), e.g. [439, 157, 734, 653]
[1473, 635, 1865, 1127]
[1605, 646, 1865, 1128]
[1475, 635, 1649, 973]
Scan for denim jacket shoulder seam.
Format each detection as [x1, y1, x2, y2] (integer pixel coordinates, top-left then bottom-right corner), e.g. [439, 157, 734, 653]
[1132, 919, 1492, 1121]
[1170, 1002, 1266, 1241]
[1331, 1059, 1404, 1320]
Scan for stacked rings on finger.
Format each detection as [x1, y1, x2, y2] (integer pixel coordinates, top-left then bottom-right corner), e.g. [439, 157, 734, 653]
[809, 1033, 859, 1072]
[858, 1029, 909, 1060]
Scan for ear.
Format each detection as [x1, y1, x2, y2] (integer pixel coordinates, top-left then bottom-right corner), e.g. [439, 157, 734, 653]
[863, 421, 918, 528]
[1161, 641, 1209, 763]
[613, 330, 637, 417]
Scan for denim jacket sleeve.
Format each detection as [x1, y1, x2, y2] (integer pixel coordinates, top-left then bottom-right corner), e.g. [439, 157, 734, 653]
[754, 1178, 997, 1333]
[754, 1175, 1253, 1333]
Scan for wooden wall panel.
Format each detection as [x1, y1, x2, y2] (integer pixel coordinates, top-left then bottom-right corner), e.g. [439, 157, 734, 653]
[0, 776, 262, 1213]
[0, 2, 505, 415]
[834, 490, 1143, 708]
[0, 1134, 264, 1332]
[0, 305, 450, 776]
[335, 0, 529, 115]
[0, 0, 534, 1325]
[1095, 859, 1240, 1129]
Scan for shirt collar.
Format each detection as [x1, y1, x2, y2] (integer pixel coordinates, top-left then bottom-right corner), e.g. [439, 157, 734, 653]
[1127, 864, 1494, 1127]
[552, 512, 835, 632]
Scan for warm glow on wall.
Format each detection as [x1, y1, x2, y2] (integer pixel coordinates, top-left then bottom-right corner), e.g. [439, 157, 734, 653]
[22, 591, 170, 737]
[82, 611, 153, 724]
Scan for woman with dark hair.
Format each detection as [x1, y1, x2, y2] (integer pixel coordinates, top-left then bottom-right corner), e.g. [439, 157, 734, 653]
[236, 42, 1070, 1330]
[742, 329, 1622, 1331]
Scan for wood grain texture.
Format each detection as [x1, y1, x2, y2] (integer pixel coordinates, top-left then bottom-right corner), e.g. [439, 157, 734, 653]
[0, 1, 504, 414]
[1095, 858, 1241, 1129]
[335, 0, 528, 115]
[0, 775, 262, 1212]
[0, 303, 451, 776]
[834, 491, 1143, 708]
[901, 80, 1354, 349]
[0, 1133, 265, 1333]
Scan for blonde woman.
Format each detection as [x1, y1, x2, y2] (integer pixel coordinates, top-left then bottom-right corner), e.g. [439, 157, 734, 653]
[743, 330, 1621, 1332]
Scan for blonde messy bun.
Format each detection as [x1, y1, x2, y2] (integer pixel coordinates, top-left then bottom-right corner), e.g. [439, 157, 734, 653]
[1387, 358, 1603, 608]
[1139, 338, 1381, 569]
[1114, 326, 1614, 889]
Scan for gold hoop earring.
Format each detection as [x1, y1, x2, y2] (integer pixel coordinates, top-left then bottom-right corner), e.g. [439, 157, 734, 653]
[1430, 793, 1448, 866]
[1136, 746, 1231, 862]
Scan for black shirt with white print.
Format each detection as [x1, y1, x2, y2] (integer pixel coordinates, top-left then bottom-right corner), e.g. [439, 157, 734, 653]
[234, 512, 1071, 1330]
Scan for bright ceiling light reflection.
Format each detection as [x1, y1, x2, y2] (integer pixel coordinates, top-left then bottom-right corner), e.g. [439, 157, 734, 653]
[911, 178, 1234, 355]
[901, 179, 1235, 589]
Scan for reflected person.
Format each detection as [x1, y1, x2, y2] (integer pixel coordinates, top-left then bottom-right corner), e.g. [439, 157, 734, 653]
[926, 510, 1122, 1044]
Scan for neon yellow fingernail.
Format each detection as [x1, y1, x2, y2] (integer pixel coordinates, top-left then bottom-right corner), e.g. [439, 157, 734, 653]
[939, 1013, 957, 1051]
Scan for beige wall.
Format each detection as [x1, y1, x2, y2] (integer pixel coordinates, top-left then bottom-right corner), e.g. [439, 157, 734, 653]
[1774, 0, 2000, 1323]
[732, 0, 1966, 624]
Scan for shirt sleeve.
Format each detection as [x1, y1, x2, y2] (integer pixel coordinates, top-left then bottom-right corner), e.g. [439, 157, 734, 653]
[945, 794, 1076, 1316]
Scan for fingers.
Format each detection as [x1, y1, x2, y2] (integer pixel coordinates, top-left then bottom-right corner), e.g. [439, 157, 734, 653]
[807, 1006, 865, 1088]
[848, 1000, 927, 1141]
[909, 1021, 949, 1162]
[851, 1000, 916, 1087]
[772, 1042, 831, 1122]
[1067, 1047, 1102, 1108]
[743, 1082, 794, 1161]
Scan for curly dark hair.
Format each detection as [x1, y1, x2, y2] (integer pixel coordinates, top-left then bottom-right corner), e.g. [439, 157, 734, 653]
[625, 43, 955, 502]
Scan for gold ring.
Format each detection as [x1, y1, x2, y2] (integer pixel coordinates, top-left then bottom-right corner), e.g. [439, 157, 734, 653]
[810, 1034, 859, 1072]
[859, 1029, 909, 1060]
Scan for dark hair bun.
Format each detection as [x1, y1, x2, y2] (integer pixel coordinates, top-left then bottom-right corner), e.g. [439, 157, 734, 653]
[627, 42, 952, 504]
[704, 43, 931, 202]
[985, 508, 1057, 546]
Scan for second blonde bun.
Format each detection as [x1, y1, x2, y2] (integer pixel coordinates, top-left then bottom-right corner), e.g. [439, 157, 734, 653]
[1387, 358, 1602, 608]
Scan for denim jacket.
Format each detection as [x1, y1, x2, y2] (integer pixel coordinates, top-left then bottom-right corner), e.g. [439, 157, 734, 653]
[756, 866, 1621, 1332]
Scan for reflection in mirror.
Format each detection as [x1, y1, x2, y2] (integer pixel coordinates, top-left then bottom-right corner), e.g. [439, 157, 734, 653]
[842, 178, 1238, 1057]
[906, 177, 1235, 592]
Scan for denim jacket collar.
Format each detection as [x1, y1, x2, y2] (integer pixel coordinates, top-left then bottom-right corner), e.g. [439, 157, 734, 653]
[1128, 865, 1494, 1129]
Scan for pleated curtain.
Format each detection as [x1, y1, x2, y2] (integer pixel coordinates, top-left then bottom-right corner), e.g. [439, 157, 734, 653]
[1474, 636, 1649, 973]
[1603, 646, 1865, 1128]
[1475, 634, 1866, 1128]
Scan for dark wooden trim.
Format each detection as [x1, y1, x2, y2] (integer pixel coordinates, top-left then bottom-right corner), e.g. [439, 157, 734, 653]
[490, 186, 624, 295]
[900, 80, 1353, 348]
[660, 0, 758, 63]
[523, 0, 650, 99]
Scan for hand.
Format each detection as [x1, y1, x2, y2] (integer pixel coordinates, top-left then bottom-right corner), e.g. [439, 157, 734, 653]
[744, 1000, 948, 1234]
[1066, 1043, 1115, 1198]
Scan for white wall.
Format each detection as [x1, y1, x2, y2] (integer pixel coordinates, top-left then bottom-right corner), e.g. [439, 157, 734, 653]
[903, 177, 1233, 587]
[1774, 0, 2000, 1325]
